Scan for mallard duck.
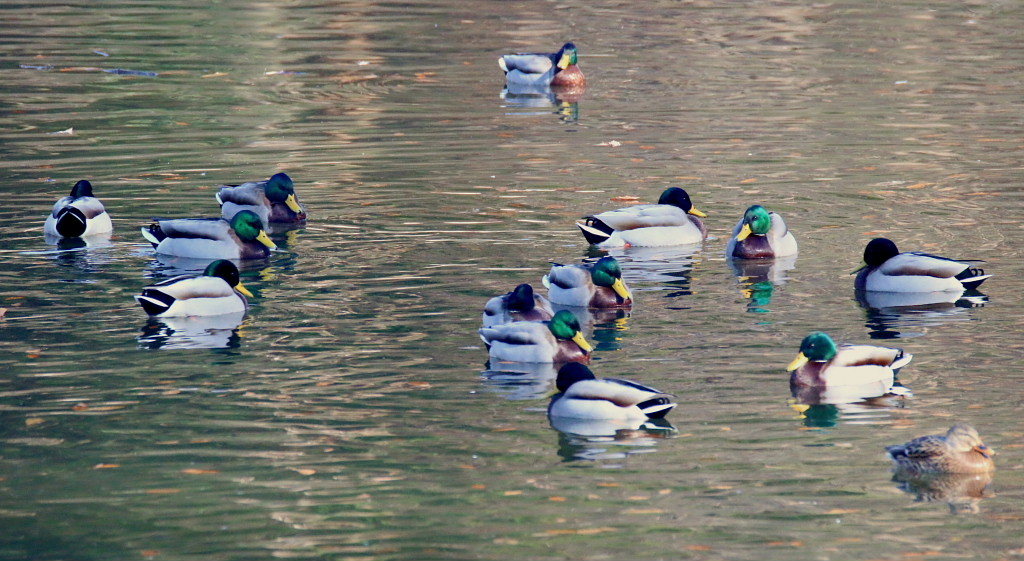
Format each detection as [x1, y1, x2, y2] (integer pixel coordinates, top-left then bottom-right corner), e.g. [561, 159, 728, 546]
[854, 238, 991, 293]
[498, 42, 585, 88]
[141, 210, 276, 260]
[886, 423, 995, 474]
[548, 363, 676, 421]
[544, 256, 632, 308]
[135, 259, 252, 317]
[787, 332, 912, 390]
[576, 187, 707, 248]
[478, 310, 592, 364]
[726, 205, 797, 259]
[482, 283, 554, 328]
[216, 172, 305, 226]
[43, 180, 113, 238]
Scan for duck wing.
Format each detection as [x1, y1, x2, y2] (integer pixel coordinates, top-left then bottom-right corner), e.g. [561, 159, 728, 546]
[216, 182, 266, 207]
[478, 321, 548, 347]
[589, 204, 690, 231]
[544, 264, 591, 290]
[880, 253, 968, 279]
[142, 276, 236, 300]
[888, 434, 947, 460]
[156, 218, 233, 241]
[564, 378, 669, 406]
[833, 344, 911, 369]
[500, 53, 556, 74]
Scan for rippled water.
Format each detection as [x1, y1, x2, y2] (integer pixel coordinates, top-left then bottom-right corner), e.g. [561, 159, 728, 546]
[2, 1, 1024, 559]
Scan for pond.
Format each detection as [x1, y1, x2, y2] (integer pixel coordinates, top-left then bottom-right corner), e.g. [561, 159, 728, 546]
[1, 1, 1023, 559]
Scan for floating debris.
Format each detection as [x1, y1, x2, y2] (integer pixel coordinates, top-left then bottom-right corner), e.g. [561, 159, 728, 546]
[47, 128, 74, 136]
[93, 50, 110, 57]
[264, 70, 307, 76]
[103, 68, 158, 77]
[20, 64, 53, 71]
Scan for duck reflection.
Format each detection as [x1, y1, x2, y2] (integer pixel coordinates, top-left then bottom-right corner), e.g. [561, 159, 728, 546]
[43, 233, 116, 273]
[729, 255, 796, 313]
[856, 289, 987, 340]
[500, 84, 584, 123]
[599, 244, 701, 301]
[480, 361, 557, 401]
[792, 394, 908, 429]
[138, 312, 245, 350]
[551, 416, 676, 463]
[891, 470, 994, 514]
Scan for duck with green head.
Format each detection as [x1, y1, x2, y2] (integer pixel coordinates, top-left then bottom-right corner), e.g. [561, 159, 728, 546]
[479, 310, 592, 364]
[887, 423, 995, 474]
[854, 238, 991, 293]
[548, 363, 676, 421]
[217, 172, 306, 226]
[499, 42, 586, 88]
[726, 204, 797, 259]
[576, 187, 708, 248]
[544, 256, 632, 308]
[141, 210, 276, 260]
[135, 259, 253, 317]
[44, 180, 113, 239]
[787, 331, 912, 402]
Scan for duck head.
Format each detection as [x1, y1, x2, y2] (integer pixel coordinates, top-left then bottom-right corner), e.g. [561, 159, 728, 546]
[787, 332, 838, 370]
[548, 310, 592, 353]
[854, 237, 900, 273]
[658, 187, 706, 217]
[506, 283, 538, 312]
[264, 173, 303, 214]
[591, 256, 632, 301]
[556, 42, 579, 70]
[555, 362, 596, 392]
[69, 179, 95, 198]
[946, 423, 995, 458]
[205, 259, 253, 297]
[736, 205, 771, 241]
[231, 210, 276, 250]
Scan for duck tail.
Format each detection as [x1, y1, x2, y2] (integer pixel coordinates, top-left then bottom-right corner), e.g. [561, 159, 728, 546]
[638, 397, 676, 419]
[576, 216, 613, 245]
[140, 223, 165, 247]
[54, 207, 88, 238]
[134, 290, 174, 316]
[956, 267, 991, 290]
[890, 350, 913, 371]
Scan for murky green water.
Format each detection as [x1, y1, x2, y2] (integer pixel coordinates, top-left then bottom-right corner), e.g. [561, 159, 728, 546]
[2, 1, 1023, 559]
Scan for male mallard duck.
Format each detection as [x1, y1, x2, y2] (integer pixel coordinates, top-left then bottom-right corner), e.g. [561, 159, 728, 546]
[544, 256, 632, 308]
[854, 238, 990, 293]
[499, 42, 585, 88]
[482, 283, 554, 328]
[886, 423, 995, 474]
[478, 310, 592, 364]
[548, 363, 676, 420]
[140, 210, 276, 260]
[135, 259, 252, 317]
[726, 205, 797, 259]
[216, 172, 306, 226]
[787, 332, 912, 390]
[576, 187, 707, 248]
[43, 180, 113, 238]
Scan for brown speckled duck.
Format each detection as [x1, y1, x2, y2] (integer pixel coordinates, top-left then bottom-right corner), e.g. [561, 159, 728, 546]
[886, 423, 995, 474]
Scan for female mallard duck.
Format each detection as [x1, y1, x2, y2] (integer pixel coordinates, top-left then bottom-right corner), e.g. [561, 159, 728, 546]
[499, 42, 585, 88]
[726, 205, 797, 259]
[544, 256, 632, 308]
[44, 180, 113, 238]
[141, 210, 276, 260]
[135, 259, 253, 317]
[216, 172, 306, 226]
[576, 187, 707, 248]
[787, 331, 912, 390]
[478, 310, 592, 364]
[548, 363, 676, 420]
[855, 238, 991, 293]
[886, 423, 995, 474]
[482, 283, 554, 328]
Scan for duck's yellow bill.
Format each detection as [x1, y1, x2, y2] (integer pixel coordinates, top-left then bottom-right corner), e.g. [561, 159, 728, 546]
[736, 223, 752, 242]
[235, 282, 254, 298]
[557, 53, 572, 70]
[851, 261, 867, 274]
[611, 278, 632, 301]
[572, 332, 593, 353]
[688, 207, 708, 218]
[285, 194, 303, 214]
[256, 230, 277, 250]
[787, 352, 809, 371]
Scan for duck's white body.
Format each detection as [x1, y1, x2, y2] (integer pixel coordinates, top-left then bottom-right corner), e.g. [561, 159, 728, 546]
[792, 344, 911, 388]
[44, 196, 112, 237]
[479, 321, 566, 363]
[857, 253, 988, 293]
[726, 212, 797, 258]
[549, 378, 675, 421]
[582, 205, 705, 248]
[136, 275, 247, 317]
